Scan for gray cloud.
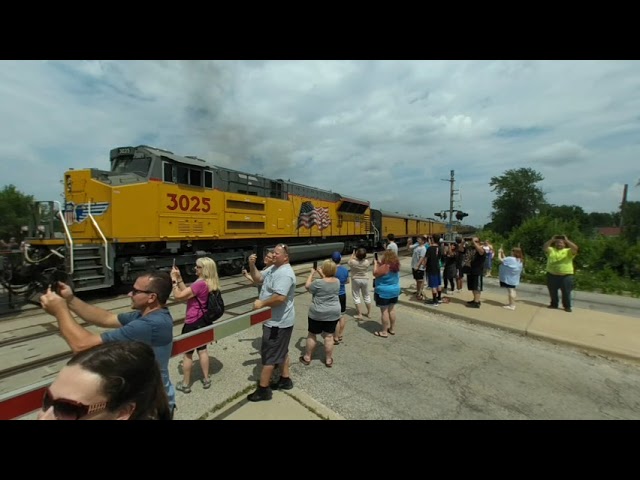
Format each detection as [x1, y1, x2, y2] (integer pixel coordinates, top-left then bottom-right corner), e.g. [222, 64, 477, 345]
[1, 60, 639, 227]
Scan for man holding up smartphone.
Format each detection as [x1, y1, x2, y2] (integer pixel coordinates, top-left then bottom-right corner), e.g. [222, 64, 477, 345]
[247, 244, 297, 401]
[543, 234, 579, 312]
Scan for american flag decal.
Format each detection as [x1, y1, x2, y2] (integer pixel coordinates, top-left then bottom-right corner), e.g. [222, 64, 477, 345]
[297, 201, 331, 230]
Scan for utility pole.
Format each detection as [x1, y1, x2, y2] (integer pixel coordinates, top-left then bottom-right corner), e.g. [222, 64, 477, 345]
[620, 183, 628, 233]
[442, 170, 456, 239]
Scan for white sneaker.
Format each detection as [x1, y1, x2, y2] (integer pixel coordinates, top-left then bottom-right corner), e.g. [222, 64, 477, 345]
[503, 305, 516, 310]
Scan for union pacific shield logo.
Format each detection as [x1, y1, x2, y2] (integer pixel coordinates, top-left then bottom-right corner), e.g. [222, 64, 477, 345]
[65, 202, 109, 224]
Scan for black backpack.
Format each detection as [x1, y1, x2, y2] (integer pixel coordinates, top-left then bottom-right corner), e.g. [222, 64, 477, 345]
[196, 289, 225, 326]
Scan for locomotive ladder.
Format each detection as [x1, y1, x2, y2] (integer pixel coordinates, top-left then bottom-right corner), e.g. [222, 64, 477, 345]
[66, 202, 114, 292]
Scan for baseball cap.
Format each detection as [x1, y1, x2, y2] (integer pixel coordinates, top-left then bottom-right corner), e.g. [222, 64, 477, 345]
[331, 252, 342, 263]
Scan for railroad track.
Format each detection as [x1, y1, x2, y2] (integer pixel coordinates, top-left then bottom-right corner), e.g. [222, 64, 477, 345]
[0, 265, 320, 382]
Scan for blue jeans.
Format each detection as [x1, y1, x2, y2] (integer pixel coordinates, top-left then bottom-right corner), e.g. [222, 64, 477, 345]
[546, 273, 574, 309]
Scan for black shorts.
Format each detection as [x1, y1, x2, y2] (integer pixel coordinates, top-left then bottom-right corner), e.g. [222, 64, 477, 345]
[374, 293, 398, 307]
[260, 325, 293, 366]
[308, 318, 339, 335]
[181, 317, 208, 353]
[500, 281, 516, 289]
[467, 274, 483, 292]
[338, 293, 346, 314]
[412, 269, 424, 280]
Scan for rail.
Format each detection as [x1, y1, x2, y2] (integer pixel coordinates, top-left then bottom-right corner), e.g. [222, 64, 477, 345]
[55, 200, 74, 275]
[0, 306, 272, 420]
[87, 200, 112, 271]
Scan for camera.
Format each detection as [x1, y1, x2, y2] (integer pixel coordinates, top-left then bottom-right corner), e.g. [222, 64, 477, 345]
[554, 235, 564, 240]
[464, 237, 473, 242]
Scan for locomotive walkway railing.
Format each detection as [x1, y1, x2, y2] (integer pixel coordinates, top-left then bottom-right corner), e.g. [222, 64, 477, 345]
[0, 307, 272, 420]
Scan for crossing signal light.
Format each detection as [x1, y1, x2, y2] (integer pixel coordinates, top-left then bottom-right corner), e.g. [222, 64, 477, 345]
[455, 211, 469, 221]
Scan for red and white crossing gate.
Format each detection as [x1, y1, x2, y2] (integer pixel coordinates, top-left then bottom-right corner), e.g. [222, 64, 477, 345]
[0, 307, 271, 420]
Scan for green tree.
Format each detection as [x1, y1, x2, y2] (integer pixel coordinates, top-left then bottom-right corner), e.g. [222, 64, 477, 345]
[621, 201, 640, 243]
[489, 168, 546, 235]
[0, 185, 34, 241]
[541, 204, 590, 233]
[586, 211, 619, 229]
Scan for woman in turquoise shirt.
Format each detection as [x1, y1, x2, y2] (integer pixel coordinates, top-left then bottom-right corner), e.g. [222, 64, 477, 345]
[373, 250, 401, 338]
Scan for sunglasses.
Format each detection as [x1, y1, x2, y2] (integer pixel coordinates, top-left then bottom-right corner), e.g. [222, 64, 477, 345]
[276, 243, 289, 254]
[131, 288, 155, 295]
[42, 388, 108, 420]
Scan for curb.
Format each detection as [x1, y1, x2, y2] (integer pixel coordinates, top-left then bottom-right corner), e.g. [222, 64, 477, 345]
[207, 385, 344, 420]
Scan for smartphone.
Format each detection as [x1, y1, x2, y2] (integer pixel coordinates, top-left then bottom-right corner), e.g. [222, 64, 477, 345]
[313, 261, 318, 269]
[554, 235, 564, 240]
[172, 258, 176, 267]
[464, 237, 473, 242]
[374, 252, 379, 261]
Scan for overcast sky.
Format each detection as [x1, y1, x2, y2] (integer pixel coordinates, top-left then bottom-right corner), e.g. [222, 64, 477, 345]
[1, 60, 638, 227]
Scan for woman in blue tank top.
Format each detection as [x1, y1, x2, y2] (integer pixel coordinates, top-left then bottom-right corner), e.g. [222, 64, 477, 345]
[373, 250, 401, 338]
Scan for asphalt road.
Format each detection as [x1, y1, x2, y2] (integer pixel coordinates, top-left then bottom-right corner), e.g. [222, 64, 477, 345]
[287, 289, 640, 419]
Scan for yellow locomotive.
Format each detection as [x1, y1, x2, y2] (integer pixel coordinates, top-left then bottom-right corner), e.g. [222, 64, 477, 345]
[15, 145, 446, 293]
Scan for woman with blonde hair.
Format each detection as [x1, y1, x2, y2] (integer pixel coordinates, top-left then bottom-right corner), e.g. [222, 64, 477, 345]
[171, 257, 221, 393]
[300, 259, 341, 367]
[497, 246, 524, 310]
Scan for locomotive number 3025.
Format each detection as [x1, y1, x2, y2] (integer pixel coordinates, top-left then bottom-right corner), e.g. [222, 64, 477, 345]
[166, 193, 211, 212]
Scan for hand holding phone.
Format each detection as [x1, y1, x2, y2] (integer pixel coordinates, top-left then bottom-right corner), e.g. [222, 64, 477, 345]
[374, 252, 379, 261]
[313, 261, 318, 270]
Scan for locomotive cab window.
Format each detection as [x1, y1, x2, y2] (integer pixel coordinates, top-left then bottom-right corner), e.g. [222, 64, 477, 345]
[112, 156, 151, 176]
[190, 169, 202, 186]
[174, 164, 206, 187]
[163, 162, 174, 183]
[204, 171, 213, 188]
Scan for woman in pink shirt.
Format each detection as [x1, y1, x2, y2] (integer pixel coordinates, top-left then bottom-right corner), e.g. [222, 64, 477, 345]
[171, 257, 221, 393]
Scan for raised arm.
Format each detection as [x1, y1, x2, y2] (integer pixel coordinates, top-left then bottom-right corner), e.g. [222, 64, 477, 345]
[57, 282, 120, 328]
[41, 289, 103, 353]
[248, 254, 264, 284]
[563, 236, 579, 255]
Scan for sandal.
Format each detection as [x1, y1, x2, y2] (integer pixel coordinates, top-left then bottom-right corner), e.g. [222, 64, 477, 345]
[176, 381, 191, 394]
[373, 331, 389, 338]
[299, 355, 311, 365]
[201, 378, 212, 389]
[325, 358, 334, 368]
[387, 330, 396, 335]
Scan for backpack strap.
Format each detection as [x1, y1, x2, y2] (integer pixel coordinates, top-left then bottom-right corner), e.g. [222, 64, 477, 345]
[193, 284, 209, 317]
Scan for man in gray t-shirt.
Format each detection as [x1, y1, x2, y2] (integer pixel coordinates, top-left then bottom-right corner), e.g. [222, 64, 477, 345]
[247, 243, 297, 401]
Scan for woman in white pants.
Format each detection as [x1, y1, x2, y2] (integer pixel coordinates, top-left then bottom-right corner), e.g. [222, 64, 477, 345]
[348, 247, 372, 320]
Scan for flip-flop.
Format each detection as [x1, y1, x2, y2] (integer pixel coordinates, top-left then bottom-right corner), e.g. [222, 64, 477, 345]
[373, 331, 389, 338]
[325, 358, 334, 368]
[387, 330, 396, 335]
[299, 355, 311, 365]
